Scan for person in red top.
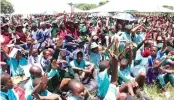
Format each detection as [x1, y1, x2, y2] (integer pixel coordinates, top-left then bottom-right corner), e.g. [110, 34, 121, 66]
[1, 23, 12, 62]
[15, 25, 27, 44]
[63, 14, 79, 39]
[1, 23, 12, 45]
[141, 40, 154, 57]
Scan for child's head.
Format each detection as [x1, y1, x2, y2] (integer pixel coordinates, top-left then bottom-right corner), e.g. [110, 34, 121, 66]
[29, 65, 42, 79]
[76, 51, 83, 63]
[48, 48, 55, 56]
[0, 73, 14, 91]
[153, 59, 160, 68]
[43, 49, 50, 59]
[32, 49, 38, 57]
[150, 46, 157, 57]
[120, 58, 128, 68]
[68, 79, 86, 99]
[99, 60, 110, 72]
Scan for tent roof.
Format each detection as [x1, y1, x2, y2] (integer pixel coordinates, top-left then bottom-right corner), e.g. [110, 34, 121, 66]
[10, 0, 84, 14]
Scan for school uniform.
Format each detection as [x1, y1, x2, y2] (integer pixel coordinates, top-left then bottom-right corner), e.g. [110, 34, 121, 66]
[0, 89, 19, 100]
[6, 57, 28, 76]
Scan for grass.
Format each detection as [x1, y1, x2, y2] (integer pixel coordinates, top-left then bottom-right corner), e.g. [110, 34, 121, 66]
[141, 84, 174, 100]
[87, 84, 174, 100]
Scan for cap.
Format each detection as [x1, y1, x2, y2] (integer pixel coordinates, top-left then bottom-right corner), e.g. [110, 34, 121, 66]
[90, 42, 98, 49]
[125, 24, 133, 30]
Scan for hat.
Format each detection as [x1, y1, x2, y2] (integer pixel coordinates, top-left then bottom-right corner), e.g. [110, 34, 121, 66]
[52, 20, 57, 24]
[88, 15, 92, 18]
[90, 42, 98, 49]
[65, 34, 74, 40]
[125, 25, 133, 30]
[93, 36, 98, 40]
[157, 43, 163, 49]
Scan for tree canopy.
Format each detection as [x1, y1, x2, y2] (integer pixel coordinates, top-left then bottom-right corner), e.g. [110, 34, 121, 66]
[73, 0, 109, 11]
[74, 3, 98, 10]
[1, 0, 14, 14]
[163, 5, 174, 10]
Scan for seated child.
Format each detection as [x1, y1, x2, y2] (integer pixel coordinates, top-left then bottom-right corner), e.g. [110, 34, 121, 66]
[70, 49, 94, 81]
[26, 74, 61, 100]
[102, 54, 127, 100]
[0, 72, 22, 100]
[97, 58, 132, 100]
[147, 56, 174, 98]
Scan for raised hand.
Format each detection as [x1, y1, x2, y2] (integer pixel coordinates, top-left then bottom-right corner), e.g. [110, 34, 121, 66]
[41, 73, 48, 85]
[31, 73, 48, 95]
[31, 38, 35, 45]
[166, 53, 172, 59]
[51, 60, 59, 69]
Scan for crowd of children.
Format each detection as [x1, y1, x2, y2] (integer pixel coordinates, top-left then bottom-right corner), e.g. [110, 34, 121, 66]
[0, 13, 174, 100]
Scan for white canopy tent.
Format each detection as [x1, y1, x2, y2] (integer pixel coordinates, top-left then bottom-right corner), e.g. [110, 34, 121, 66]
[87, 0, 174, 12]
[9, 0, 84, 14]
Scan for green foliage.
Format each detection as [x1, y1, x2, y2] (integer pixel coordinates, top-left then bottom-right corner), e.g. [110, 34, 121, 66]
[74, 0, 109, 11]
[99, 0, 109, 6]
[1, 0, 14, 14]
[74, 3, 98, 10]
[163, 5, 174, 10]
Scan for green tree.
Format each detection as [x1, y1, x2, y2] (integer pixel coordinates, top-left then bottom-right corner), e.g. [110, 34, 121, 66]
[74, 3, 98, 10]
[99, 0, 109, 6]
[1, 0, 14, 14]
[163, 5, 174, 10]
